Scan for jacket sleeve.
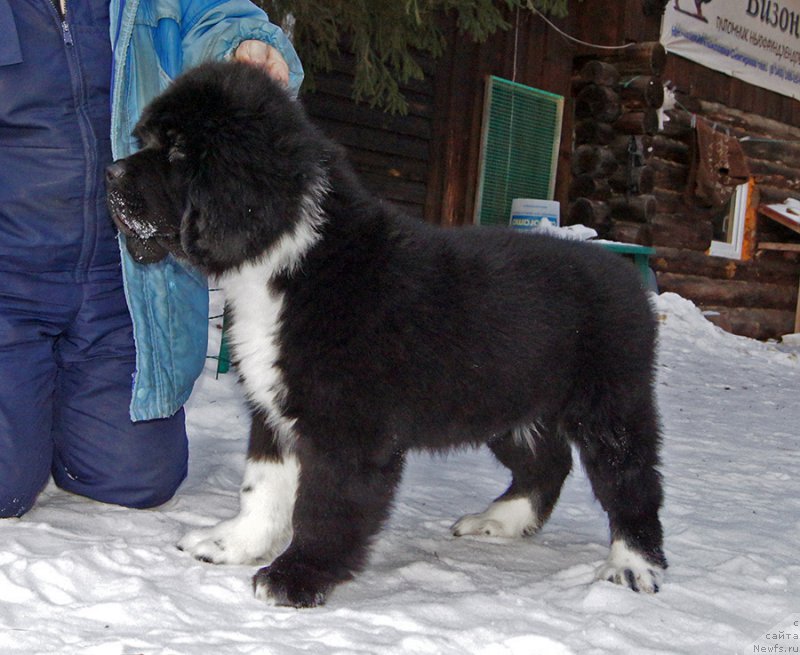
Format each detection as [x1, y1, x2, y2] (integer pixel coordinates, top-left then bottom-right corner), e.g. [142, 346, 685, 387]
[116, 0, 303, 421]
[180, 0, 303, 94]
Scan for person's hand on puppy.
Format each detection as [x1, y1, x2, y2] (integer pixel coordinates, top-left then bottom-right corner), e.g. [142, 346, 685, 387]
[234, 40, 289, 86]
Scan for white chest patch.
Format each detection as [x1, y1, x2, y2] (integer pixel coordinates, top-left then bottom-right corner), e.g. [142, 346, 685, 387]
[223, 261, 295, 447]
[219, 184, 328, 448]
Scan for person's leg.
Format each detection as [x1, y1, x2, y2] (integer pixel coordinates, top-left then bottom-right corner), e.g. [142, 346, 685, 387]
[0, 272, 63, 517]
[51, 268, 188, 509]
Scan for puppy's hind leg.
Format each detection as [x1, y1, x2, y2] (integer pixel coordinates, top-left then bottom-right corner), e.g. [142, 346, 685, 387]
[574, 403, 667, 594]
[452, 426, 572, 538]
[178, 412, 297, 565]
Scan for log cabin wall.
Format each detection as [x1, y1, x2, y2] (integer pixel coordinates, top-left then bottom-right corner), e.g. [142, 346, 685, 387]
[300, 0, 800, 339]
[301, 52, 438, 219]
[559, 3, 800, 339]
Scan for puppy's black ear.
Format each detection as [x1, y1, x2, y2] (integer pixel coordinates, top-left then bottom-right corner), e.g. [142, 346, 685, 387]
[179, 188, 250, 275]
[172, 62, 333, 275]
[180, 168, 307, 276]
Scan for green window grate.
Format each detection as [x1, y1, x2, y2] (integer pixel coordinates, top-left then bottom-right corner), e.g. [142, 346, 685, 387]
[474, 76, 564, 226]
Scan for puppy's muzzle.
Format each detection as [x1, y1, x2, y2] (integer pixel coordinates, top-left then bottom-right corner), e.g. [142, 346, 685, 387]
[106, 161, 126, 184]
[105, 160, 178, 264]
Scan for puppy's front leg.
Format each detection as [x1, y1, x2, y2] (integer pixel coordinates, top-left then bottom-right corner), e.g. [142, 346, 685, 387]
[178, 414, 296, 565]
[253, 441, 405, 608]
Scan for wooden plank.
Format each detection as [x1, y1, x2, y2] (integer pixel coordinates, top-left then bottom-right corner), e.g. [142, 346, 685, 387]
[308, 74, 434, 119]
[304, 93, 432, 140]
[758, 204, 800, 236]
[359, 171, 428, 206]
[345, 149, 428, 183]
[315, 120, 429, 160]
[758, 242, 800, 252]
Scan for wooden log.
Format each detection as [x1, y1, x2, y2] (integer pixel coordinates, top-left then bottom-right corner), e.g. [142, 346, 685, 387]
[609, 165, 655, 194]
[653, 188, 685, 214]
[614, 110, 660, 135]
[567, 198, 611, 233]
[656, 273, 797, 310]
[658, 109, 694, 138]
[740, 137, 800, 171]
[569, 174, 612, 201]
[569, 174, 598, 201]
[610, 135, 646, 162]
[609, 135, 688, 168]
[609, 194, 657, 222]
[757, 185, 800, 205]
[593, 178, 613, 201]
[609, 134, 690, 166]
[750, 174, 800, 194]
[578, 60, 620, 87]
[569, 174, 597, 200]
[651, 214, 713, 251]
[609, 220, 652, 245]
[646, 137, 690, 165]
[619, 75, 664, 110]
[595, 148, 619, 177]
[652, 246, 800, 284]
[597, 42, 666, 76]
[699, 99, 800, 141]
[747, 157, 800, 182]
[650, 157, 689, 191]
[571, 145, 618, 177]
[700, 307, 796, 340]
[575, 84, 622, 122]
[571, 145, 600, 175]
[574, 119, 616, 145]
[571, 61, 620, 96]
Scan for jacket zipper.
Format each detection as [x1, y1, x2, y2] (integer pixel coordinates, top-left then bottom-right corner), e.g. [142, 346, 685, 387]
[62, 19, 74, 46]
[46, 0, 99, 278]
[51, 0, 73, 44]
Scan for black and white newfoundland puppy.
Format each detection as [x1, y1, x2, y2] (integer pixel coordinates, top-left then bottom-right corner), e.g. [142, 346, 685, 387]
[107, 61, 667, 608]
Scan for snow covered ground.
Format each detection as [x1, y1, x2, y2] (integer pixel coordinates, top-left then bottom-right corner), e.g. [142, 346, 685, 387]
[1, 291, 798, 655]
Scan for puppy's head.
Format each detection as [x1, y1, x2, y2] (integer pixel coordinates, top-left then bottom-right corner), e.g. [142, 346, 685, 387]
[107, 61, 330, 275]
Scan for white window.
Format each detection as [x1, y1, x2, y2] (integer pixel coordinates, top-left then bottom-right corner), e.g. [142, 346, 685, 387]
[709, 182, 749, 259]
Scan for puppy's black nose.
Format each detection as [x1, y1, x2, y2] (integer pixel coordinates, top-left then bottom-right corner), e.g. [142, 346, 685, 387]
[106, 161, 126, 183]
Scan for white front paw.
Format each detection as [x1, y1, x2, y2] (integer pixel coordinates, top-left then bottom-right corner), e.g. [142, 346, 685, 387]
[177, 517, 286, 565]
[179, 456, 299, 566]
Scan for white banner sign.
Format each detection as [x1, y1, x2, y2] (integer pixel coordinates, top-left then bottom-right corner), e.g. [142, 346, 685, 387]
[661, 0, 800, 100]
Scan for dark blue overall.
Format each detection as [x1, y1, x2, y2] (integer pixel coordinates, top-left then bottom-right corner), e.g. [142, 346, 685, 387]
[0, 0, 187, 516]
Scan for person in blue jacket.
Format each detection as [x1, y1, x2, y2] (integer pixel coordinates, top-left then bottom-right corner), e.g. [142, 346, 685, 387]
[0, 0, 303, 517]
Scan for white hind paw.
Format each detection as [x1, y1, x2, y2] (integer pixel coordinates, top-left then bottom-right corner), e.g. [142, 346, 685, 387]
[452, 497, 539, 538]
[596, 540, 665, 593]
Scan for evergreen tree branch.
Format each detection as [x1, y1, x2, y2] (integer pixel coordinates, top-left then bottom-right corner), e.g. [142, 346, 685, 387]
[260, 0, 574, 114]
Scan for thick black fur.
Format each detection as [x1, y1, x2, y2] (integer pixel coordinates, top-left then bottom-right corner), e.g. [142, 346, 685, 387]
[107, 61, 666, 607]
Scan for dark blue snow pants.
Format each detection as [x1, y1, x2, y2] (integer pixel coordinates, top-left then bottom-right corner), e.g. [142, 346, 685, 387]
[0, 267, 188, 517]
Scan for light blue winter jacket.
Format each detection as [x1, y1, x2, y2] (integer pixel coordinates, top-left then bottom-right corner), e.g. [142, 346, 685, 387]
[109, 0, 303, 420]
